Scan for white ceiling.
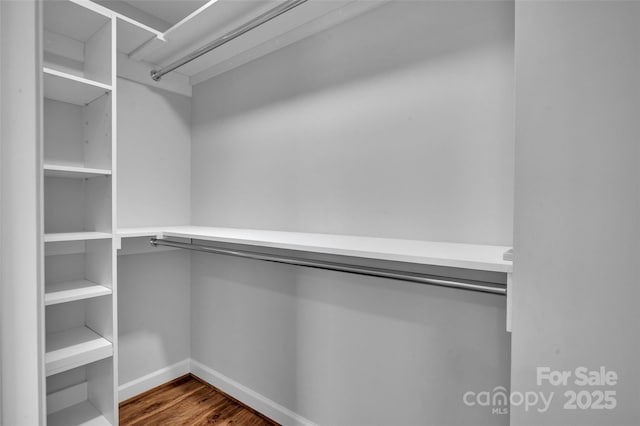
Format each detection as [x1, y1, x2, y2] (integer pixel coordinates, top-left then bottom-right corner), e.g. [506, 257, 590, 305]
[122, 0, 210, 26]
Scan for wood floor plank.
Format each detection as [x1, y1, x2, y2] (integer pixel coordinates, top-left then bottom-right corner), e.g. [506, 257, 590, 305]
[228, 409, 275, 426]
[135, 387, 223, 425]
[120, 375, 207, 425]
[119, 374, 277, 426]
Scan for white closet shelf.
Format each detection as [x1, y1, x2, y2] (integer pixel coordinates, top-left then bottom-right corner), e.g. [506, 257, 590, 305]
[48, 400, 110, 426]
[43, 67, 112, 106]
[45, 232, 112, 243]
[45, 326, 113, 376]
[44, 164, 112, 179]
[123, 226, 513, 273]
[45, 280, 112, 306]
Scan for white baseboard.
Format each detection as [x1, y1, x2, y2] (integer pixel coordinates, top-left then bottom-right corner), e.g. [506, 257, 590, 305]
[190, 359, 317, 426]
[118, 359, 190, 402]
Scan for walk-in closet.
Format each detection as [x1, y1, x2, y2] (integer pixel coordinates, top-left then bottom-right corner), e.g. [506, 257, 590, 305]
[2, 0, 639, 425]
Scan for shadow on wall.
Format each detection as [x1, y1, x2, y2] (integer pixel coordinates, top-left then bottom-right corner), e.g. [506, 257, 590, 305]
[196, 0, 514, 122]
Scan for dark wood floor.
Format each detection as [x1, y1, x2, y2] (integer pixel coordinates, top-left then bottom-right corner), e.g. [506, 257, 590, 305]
[119, 374, 279, 426]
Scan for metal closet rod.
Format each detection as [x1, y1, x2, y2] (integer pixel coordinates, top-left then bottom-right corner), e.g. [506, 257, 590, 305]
[150, 238, 507, 295]
[150, 0, 310, 81]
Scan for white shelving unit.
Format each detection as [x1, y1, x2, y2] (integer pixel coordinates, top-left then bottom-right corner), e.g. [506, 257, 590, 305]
[42, 1, 118, 424]
[42, 0, 112, 84]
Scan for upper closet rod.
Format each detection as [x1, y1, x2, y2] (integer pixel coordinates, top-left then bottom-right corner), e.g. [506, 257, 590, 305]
[150, 238, 507, 295]
[151, 0, 309, 81]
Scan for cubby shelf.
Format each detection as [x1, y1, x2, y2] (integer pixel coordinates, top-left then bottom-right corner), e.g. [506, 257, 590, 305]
[45, 326, 113, 376]
[47, 400, 111, 426]
[44, 164, 112, 179]
[45, 281, 112, 306]
[43, 67, 112, 106]
[44, 232, 112, 243]
[43, 0, 110, 42]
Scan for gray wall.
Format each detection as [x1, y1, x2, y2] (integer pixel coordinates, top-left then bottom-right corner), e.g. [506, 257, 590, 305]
[190, 2, 513, 425]
[191, 0, 514, 246]
[118, 250, 191, 385]
[512, 2, 640, 425]
[117, 77, 191, 228]
[116, 79, 192, 387]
